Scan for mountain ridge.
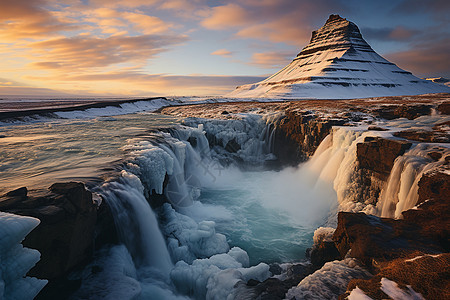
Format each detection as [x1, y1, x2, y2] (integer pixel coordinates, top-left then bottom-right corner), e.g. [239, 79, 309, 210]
[228, 15, 450, 99]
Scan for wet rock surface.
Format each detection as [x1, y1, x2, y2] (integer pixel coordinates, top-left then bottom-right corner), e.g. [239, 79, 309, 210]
[272, 112, 346, 165]
[236, 263, 317, 300]
[394, 129, 450, 143]
[356, 137, 412, 180]
[332, 170, 450, 299]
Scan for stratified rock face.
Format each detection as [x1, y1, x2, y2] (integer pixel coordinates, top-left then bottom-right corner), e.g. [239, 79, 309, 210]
[356, 137, 412, 180]
[229, 15, 450, 99]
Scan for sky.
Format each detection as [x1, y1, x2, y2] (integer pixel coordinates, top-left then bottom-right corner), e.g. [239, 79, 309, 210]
[0, 0, 449, 97]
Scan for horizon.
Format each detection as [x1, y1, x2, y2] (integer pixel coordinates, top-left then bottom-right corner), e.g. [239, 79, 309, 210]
[0, 0, 449, 97]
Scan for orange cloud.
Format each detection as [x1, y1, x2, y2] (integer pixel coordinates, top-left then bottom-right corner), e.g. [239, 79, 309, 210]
[0, 0, 77, 41]
[237, 16, 313, 45]
[211, 49, 233, 57]
[200, 0, 346, 45]
[385, 38, 450, 77]
[22, 71, 266, 96]
[28, 33, 188, 71]
[201, 4, 250, 29]
[249, 51, 293, 68]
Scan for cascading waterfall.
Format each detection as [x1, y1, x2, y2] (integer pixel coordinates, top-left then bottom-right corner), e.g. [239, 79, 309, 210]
[307, 123, 449, 219]
[73, 113, 446, 299]
[377, 144, 448, 218]
[100, 171, 173, 273]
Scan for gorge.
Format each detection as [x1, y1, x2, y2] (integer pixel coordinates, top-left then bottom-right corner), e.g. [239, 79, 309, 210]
[1, 94, 449, 299]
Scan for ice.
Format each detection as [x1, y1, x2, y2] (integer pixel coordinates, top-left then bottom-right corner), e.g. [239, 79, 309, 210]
[71, 245, 142, 300]
[125, 142, 174, 195]
[183, 115, 275, 165]
[159, 203, 230, 263]
[0, 212, 47, 300]
[285, 258, 371, 300]
[99, 171, 173, 274]
[380, 278, 425, 300]
[55, 99, 173, 119]
[313, 227, 335, 245]
[171, 247, 270, 299]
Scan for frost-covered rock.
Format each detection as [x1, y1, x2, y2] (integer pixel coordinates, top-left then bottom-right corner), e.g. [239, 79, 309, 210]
[159, 203, 229, 263]
[285, 258, 370, 300]
[171, 247, 270, 300]
[0, 212, 47, 299]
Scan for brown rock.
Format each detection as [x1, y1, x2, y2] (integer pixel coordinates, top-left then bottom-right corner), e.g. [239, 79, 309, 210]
[373, 104, 432, 120]
[367, 126, 388, 131]
[437, 101, 450, 115]
[343, 253, 450, 300]
[273, 111, 346, 165]
[417, 170, 450, 205]
[394, 130, 450, 143]
[356, 137, 411, 180]
[309, 241, 341, 267]
[332, 211, 445, 270]
[428, 151, 443, 161]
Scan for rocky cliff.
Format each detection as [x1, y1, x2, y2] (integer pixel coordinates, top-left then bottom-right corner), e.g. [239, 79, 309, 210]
[0, 183, 117, 298]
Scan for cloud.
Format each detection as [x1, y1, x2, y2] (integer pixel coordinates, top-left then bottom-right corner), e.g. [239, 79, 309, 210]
[392, 0, 450, 18]
[199, 0, 347, 45]
[362, 26, 420, 42]
[249, 51, 294, 68]
[211, 49, 233, 57]
[0, 77, 70, 96]
[236, 16, 314, 45]
[201, 4, 250, 29]
[385, 37, 450, 77]
[0, 0, 77, 41]
[24, 71, 266, 95]
[28, 34, 188, 71]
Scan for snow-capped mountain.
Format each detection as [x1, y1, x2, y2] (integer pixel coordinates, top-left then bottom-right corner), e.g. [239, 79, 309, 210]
[228, 15, 450, 99]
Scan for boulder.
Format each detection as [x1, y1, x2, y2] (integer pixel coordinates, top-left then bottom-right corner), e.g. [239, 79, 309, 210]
[309, 241, 340, 267]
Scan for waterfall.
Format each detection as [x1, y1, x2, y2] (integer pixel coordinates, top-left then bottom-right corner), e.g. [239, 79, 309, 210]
[307, 125, 449, 219]
[100, 171, 173, 275]
[376, 144, 447, 218]
[76, 113, 446, 299]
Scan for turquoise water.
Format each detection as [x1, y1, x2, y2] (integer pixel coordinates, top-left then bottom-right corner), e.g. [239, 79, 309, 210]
[198, 187, 313, 265]
[0, 111, 324, 266]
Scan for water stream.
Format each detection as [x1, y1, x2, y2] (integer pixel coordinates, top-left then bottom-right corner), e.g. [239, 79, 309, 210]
[1, 107, 448, 299]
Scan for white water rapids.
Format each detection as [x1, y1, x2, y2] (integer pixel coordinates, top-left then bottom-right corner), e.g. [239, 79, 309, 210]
[2, 110, 448, 299]
[71, 114, 448, 299]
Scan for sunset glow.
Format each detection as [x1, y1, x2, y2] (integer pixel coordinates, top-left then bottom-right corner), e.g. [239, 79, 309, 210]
[0, 0, 449, 96]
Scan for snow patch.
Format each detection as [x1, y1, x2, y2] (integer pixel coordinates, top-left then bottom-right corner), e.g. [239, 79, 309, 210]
[380, 277, 425, 300]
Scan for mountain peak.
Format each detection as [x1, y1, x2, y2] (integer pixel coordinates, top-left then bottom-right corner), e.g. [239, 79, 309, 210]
[228, 15, 450, 99]
[299, 14, 369, 57]
[325, 14, 346, 24]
